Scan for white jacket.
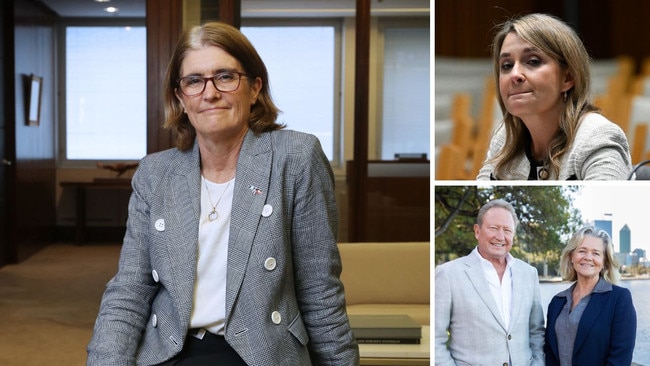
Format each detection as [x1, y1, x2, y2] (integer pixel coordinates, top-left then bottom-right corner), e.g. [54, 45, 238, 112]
[477, 113, 632, 180]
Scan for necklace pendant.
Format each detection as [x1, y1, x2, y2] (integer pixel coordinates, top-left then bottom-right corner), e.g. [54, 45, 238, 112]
[208, 209, 218, 221]
[537, 166, 549, 180]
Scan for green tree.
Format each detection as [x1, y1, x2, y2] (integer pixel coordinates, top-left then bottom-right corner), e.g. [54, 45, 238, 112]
[434, 186, 483, 263]
[435, 186, 583, 272]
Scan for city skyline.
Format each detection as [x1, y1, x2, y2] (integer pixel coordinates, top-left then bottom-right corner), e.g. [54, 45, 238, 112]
[573, 185, 650, 255]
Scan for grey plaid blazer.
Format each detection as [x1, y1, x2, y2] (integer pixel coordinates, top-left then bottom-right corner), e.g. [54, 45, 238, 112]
[87, 129, 359, 366]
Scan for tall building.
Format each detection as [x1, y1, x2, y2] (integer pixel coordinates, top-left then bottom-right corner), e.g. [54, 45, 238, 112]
[633, 248, 646, 259]
[594, 219, 613, 243]
[620, 224, 631, 254]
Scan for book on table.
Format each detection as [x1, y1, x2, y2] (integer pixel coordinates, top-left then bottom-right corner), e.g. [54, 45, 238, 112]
[349, 314, 422, 344]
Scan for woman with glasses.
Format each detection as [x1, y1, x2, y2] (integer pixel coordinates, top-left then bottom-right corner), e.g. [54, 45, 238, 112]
[544, 226, 636, 365]
[87, 21, 359, 366]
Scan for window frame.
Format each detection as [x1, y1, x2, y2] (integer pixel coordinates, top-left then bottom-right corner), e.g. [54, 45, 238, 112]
[57, 18, 146, 168]
[56, 15, 430, 169]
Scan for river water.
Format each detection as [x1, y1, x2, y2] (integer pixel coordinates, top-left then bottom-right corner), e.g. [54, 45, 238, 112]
[540, 279, 650, 365]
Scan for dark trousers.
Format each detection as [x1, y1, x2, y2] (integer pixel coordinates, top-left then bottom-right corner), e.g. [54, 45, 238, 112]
[157, 330, 248, 366]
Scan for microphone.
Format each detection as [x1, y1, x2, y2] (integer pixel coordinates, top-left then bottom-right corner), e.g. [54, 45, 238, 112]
[627, 159, 650, 180]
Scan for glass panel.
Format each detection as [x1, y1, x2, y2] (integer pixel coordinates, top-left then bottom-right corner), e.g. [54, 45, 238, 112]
[65, 26, 147, 160]
[380, 27, 430, 160]
[242, 26, 336, 160]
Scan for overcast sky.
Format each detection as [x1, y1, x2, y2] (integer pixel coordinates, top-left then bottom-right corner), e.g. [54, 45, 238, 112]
[572, 184, 650, 254]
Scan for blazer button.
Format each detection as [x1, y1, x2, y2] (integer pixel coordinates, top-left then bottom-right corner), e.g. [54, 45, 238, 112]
[264, 257, 277, 271]
[155, 219, 165, 231]
[271, 311, 281, 324]
[152, 314, 158, 327]
[262, 204, 273, 217]
[507, 334, 512, 340]
[152, 269, 159, 282]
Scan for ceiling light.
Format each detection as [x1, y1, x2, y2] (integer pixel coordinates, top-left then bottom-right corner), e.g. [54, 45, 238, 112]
[105, 6, 119, 13]
[95, 0, 111, 3]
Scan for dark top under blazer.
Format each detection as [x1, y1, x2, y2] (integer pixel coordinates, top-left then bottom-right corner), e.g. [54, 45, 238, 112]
[544, 282, 636, 366]
[87, 129, 359, 366]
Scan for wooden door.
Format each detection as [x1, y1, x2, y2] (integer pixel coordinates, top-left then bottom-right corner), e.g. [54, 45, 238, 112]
[1, 0, 57, 265]
[0, 0, 14, 266]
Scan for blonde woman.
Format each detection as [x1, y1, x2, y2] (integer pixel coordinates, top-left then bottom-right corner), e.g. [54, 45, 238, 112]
[544, 226, 636, 365]
[477, 13, 632, 180]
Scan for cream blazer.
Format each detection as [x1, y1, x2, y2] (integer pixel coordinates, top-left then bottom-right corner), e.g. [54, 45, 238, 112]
[477, 113, 632, 180]
[435, 250, 545, 366]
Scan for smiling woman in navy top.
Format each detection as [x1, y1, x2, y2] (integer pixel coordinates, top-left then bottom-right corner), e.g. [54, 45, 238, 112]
[544, 226, 636, 365]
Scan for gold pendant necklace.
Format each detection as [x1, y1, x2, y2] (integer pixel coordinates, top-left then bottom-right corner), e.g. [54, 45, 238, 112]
[203, 176, 232, 221]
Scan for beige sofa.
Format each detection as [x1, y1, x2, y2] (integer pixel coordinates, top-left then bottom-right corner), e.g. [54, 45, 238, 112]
[338, 242, 430, 325]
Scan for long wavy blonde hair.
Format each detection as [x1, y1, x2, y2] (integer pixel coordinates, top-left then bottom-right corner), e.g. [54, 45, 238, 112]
[489, 13, 599, 178]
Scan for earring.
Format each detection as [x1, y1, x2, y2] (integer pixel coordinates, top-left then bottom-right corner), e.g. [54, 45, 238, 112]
[563, 91, 568, 103]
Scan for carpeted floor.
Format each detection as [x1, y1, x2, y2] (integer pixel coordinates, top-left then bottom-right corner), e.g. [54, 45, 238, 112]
[0, 243, 122, 366]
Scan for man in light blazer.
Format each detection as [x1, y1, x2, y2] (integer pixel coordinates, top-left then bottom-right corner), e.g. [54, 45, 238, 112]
[435, 198, 545, 366]
[87, 130, 359, 365]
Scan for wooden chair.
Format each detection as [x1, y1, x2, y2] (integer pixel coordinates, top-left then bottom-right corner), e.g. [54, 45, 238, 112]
[625, 95, 650, 164]
[640, 56, 650, 76]
[451, 92, 472, 120]
[592, 56, 634, 128]
[591, 56, 634, 97]
[616, 55, 635, 81]
[464, 77, 498, 179]
[628, 74, 650, 97]
[435, 144, 462, 180]
[436, 93, 474, 180]
[630, 123, 649, 165]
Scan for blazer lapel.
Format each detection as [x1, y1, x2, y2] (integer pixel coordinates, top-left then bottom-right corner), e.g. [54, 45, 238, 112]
[225, 130, 273, 318]
[574, 291, 607, 354]
[508, 262, 524, 329]
[464, 255, 508, 331]
[546, 296, 565, 360]
[165, 143, 202, 322]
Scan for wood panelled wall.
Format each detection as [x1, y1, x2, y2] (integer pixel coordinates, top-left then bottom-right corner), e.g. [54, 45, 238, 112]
[435, 0, 537, 58]
[435, 0, 650, 71]
[11, 0, 57, 261]
[145, 0, 242, 154]
[608, 1, 650, 69]
[146, 0, 183, 154]
[1, 1, 14, 266]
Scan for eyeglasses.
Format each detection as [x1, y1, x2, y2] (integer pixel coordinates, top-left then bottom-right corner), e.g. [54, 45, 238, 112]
[177, 71, 250, 96]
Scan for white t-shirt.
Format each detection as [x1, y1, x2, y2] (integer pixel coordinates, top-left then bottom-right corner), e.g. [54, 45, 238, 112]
[189, 176, 235, 335]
